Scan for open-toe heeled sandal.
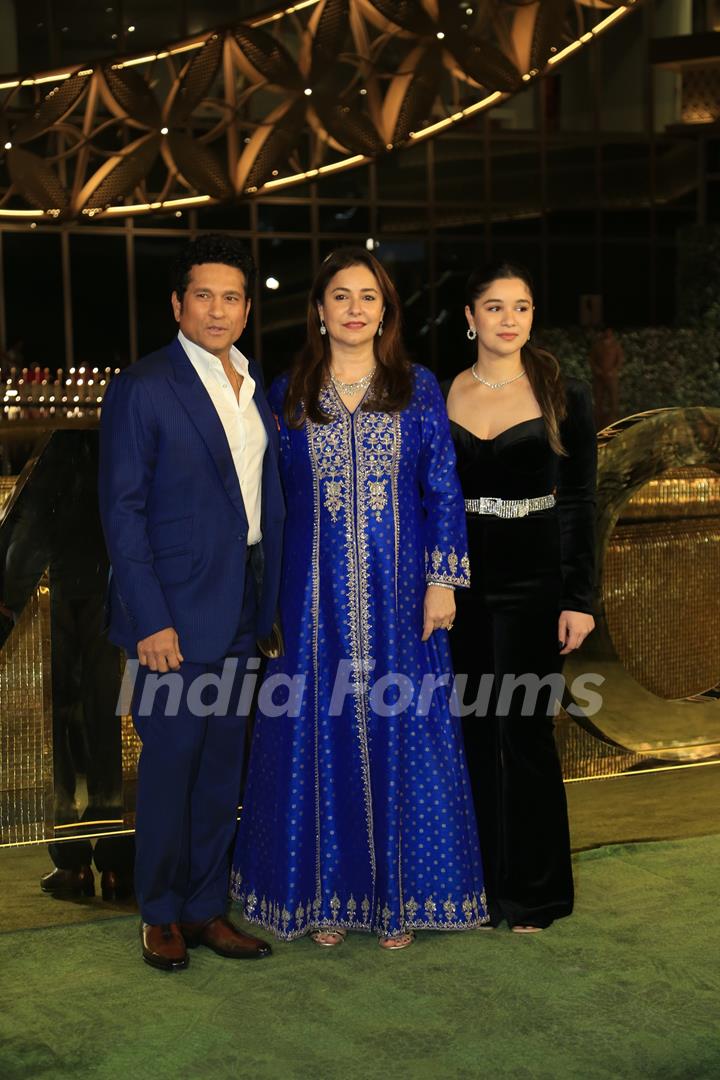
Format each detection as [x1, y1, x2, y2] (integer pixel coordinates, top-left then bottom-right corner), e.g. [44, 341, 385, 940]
[310, 928, 347, 947]
[378, 931, 415, 950]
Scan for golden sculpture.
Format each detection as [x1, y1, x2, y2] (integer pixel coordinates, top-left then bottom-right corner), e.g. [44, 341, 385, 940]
[563, 408, 720, 776]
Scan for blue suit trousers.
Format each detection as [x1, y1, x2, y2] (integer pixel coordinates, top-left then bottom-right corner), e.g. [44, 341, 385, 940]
[131, 568, 257, 925]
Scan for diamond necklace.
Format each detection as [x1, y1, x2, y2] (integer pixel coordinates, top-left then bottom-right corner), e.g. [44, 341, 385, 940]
[471, 363, 526, 391]
[330, 366, 376, 396]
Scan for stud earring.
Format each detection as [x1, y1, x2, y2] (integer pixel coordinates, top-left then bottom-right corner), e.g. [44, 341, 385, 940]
[320, 319, 327, 336]
[377, 319, 384, 337]
[466, 327, 477, 341]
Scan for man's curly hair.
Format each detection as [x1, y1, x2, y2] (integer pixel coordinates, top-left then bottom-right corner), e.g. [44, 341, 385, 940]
[172, 234, 256, 301]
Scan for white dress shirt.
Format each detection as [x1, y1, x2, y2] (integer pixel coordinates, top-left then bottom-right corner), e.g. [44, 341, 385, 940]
[178, 330, 267, 545]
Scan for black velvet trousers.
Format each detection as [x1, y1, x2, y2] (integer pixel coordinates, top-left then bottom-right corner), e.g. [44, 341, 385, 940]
[451, 513, 574, 929]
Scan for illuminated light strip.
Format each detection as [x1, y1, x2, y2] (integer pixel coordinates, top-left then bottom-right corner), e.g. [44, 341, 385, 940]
[0, 208, 45, 218]
[10, 37, 208, 85]
[115, 54, 163, 69]
[54, 819, 123, 829]
[260, 169, 318, 189]
[168, 40, 207, 55]
[1, 67, 90, 89]
[547, 38, 583, 65]
[1, 828, 137, 848]
[592, 5, 633, 35]
[409, 115, 455, 139]
[548, 4, 631, 66]
[162, 194, 213, 208]
[102, 203, 158, 215]
[257, 153, 368, 191]
[318, 154, 366, 174]
[461, 90, 504, 118]
[409, 94, 503, 140]
[254, 0, 321, 27]
[20, 71, 73, 86]
[103, 194, 213, 215]
[112, 39, 208, 70]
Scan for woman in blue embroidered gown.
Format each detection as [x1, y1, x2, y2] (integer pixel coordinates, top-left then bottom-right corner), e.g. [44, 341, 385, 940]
[231, 248, 487, 948]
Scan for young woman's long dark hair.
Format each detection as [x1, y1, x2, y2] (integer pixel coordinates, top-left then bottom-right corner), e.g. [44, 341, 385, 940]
[466, 260, 567, 455]
[285, 247, 413, 427]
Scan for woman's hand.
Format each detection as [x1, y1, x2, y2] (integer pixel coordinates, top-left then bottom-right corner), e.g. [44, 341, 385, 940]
[558, 611, 595, 655]
[422, 585, 456, 642]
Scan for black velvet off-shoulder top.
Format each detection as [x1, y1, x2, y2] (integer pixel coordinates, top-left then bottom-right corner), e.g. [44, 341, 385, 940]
[441, 377, 597, 616]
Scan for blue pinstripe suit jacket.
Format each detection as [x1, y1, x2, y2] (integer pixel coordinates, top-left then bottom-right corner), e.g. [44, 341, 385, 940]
[98, 337, 285, 662]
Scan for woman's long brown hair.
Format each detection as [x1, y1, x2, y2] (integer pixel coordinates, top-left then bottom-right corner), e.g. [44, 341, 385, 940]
[285, 247, 413, 427]
[466, 261, 567, 455]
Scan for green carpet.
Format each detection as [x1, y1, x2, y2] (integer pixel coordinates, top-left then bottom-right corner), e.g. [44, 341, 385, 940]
[1, 835, 718, 1080]
[3, 763, 718, 935]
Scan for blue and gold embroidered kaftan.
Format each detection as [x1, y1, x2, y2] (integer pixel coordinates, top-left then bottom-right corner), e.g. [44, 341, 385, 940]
[230, 365, 487, 938]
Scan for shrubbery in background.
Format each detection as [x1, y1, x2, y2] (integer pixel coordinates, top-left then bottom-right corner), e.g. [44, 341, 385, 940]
[541, 227, 720, 421]
[540, 325, 720, 420]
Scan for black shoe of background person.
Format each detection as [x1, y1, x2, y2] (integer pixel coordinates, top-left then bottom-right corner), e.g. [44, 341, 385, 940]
[101, 868, 135, 902]
[140, 922, 189, 972]
[181, 915, 272, 959]
[40, 865, 95, 897]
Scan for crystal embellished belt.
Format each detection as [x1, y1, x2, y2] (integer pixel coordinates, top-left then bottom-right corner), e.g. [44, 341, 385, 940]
[464, 494, 556, 518]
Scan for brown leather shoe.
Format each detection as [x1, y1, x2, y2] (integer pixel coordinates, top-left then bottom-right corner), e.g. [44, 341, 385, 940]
[40, 865, 95, 898]
[181, 915, 272, 959]
[101, 869, 134, 902]
[140, 921, 189, 972]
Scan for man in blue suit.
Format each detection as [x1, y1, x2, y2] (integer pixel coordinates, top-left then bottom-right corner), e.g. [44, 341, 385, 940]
[99, 235, 284, 971]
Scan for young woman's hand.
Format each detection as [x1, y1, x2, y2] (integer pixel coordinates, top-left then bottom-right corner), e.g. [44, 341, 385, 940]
[558, 611, 595, 655]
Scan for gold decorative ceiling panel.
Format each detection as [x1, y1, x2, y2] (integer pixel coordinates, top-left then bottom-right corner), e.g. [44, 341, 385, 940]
[0, 0, 640, 221]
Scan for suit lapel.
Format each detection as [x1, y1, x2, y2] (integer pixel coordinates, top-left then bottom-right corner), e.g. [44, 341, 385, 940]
[165, 338, 248, 524]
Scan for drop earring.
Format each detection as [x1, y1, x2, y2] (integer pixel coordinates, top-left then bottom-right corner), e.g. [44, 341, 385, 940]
[320, 319, 327, 336]
[466, 327, 477, 341]
[377, 319, 384, 337]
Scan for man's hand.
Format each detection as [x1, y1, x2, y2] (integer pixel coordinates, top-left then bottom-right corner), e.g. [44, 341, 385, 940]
[558, 611, 595, 656]
[137, 627, 184, 672]
[422, 585, 456, 642]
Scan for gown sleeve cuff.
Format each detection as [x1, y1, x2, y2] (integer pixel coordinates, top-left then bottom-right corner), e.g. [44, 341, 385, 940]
[425, 545, 471, 589]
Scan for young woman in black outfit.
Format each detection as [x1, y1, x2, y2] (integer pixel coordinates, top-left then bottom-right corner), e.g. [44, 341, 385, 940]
[444, 262, 596, 932]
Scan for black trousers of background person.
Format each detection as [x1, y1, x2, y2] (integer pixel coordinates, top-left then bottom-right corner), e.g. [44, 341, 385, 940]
[48, 585, 134, 876]
[451, 593, 574, 930]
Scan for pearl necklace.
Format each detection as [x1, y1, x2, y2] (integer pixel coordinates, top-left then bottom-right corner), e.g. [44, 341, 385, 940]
[471, 363, 526, 391]
[330, 366, 376, 396]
